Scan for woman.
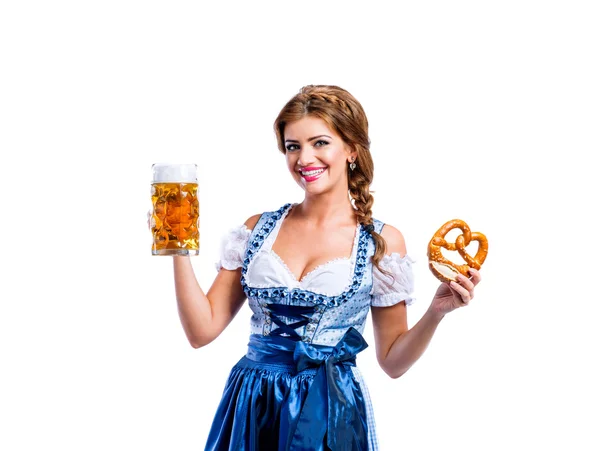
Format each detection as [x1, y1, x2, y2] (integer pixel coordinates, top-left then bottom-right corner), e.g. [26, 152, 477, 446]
[172, 85, 481, 450]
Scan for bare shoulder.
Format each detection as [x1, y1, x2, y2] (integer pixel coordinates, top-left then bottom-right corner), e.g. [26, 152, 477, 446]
[380, 223, 407, 257]
[244, 213, 262, 231]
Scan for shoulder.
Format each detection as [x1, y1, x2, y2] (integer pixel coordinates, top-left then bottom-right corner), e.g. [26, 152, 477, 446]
[242, 203, 292, 232]
[243, 213, 262, 231]
[379, 223, 407, 257]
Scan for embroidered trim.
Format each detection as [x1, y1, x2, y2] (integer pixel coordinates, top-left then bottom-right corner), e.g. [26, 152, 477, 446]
[241, 203, 370, 307]
[261, 204, 360, 283]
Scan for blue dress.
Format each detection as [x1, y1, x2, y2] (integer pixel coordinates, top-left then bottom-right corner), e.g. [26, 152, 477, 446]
[205, 203, 415, 451]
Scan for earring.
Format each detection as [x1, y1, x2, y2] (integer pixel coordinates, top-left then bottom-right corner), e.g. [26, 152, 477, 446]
[349, 158, 356, 171]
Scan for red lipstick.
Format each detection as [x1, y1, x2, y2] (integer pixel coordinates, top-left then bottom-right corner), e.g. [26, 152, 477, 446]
[299, 166, 327, 182]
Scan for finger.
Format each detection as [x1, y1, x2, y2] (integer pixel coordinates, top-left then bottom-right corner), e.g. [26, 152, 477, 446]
[467, 268, 482, 285]
[456, 274, 476, 301]
[147, 212, 155, 230]
[458, 274, 476, 300]
[450, 281, 472, 304]
[456, 273, 475, 291]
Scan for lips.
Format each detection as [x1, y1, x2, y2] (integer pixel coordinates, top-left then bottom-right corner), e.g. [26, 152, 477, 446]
[299, 166, 327, 182]
[299, 166, 326, 172]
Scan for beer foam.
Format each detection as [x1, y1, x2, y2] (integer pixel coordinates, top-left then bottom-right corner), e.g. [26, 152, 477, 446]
[152, 163, 197, 183]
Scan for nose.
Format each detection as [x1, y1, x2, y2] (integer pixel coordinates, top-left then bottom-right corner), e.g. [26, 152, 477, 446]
[296, 144, 317, 167]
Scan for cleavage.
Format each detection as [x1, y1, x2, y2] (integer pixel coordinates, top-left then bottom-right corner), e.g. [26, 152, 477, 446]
[270, 249, 351, 284]
[271, 224, 358, 283]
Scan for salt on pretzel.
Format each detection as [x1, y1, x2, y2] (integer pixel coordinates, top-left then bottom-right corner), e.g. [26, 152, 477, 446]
[427, 219, 488, 283]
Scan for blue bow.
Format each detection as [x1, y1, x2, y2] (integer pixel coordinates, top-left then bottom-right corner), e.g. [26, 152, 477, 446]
[288, 327, 369, 451]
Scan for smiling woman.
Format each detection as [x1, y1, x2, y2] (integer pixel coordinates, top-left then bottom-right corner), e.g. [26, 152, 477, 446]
[283, 118, 353, 196]
[168, 85, 482, 451]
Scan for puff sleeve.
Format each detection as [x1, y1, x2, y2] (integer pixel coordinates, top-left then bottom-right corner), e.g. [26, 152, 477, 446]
[370, 253, 416, 307]
[215, 225, 252, 271]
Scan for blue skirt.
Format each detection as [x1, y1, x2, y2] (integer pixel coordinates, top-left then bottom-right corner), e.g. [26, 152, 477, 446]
[204, 328, 377, 451]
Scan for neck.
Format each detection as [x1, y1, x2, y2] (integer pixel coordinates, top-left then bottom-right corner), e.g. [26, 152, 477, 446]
[294, 186, 356, 226]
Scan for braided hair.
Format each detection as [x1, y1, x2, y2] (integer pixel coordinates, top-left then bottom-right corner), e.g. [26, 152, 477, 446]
[273, 85, 389, 274]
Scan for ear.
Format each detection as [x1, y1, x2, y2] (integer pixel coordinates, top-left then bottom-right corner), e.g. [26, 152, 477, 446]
[346, 144, 358, 162]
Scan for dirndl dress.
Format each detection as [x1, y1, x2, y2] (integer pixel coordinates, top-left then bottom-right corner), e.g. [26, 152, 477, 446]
[206, 203, 415, 451]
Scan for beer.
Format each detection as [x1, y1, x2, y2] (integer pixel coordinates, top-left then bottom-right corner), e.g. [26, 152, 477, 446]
[150, 164, 199, 256]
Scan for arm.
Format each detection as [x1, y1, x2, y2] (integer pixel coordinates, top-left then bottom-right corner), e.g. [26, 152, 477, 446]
[371, 297, 445, 379]
[371, 223, 437, 379]
[371, 225, 481, 379]
[173, 214, 261, 348]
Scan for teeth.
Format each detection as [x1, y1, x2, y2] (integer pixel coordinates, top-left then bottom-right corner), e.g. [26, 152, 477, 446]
[301, 168, 325, 176]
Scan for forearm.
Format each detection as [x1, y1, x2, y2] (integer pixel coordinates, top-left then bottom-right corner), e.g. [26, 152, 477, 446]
[381, 309, 445, 378]
[172, 256, 214, 348]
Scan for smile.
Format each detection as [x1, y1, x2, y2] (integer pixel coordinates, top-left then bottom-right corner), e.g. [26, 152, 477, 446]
[301, 168, 325, 176]
[299, 166, 327, 181]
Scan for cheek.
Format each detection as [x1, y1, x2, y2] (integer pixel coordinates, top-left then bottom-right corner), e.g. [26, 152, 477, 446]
[326, 148, 347, 165]
[286, 156, 298, 171]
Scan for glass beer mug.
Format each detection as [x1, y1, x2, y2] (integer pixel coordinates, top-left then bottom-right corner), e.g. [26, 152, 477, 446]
[150, 163, 199, 256]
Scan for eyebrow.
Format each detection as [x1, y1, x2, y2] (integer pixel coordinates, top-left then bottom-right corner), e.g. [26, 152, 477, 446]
[284, 134, 332, 143]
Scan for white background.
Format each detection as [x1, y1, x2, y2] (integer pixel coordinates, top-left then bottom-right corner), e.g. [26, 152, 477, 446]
[1, 1, 599, 450]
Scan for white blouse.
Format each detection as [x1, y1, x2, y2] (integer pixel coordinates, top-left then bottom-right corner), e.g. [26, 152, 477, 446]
[216, 222, 415, 307]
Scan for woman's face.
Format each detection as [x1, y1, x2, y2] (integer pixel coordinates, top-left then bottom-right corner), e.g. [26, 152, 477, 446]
[283, 116, 355, 195]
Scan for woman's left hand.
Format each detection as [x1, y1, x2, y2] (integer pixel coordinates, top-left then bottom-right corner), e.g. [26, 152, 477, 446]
[428, 268, 482, 316]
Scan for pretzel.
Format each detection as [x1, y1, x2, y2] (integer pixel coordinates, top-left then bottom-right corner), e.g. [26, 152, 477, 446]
[427, 219, 488, 283]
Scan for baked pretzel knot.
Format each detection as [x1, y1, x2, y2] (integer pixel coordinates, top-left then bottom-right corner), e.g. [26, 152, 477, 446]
[427, 219, 488, 283]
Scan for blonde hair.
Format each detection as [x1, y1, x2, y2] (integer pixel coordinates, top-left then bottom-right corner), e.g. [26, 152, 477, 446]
[274, 85, 389, 273]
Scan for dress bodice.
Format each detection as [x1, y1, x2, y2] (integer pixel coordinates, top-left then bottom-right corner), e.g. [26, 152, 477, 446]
[217, 203, 415, 346]
[245, 203, 362, 297]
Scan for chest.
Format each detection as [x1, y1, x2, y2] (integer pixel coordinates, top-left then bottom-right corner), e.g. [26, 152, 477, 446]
[272, 222, 358, 282]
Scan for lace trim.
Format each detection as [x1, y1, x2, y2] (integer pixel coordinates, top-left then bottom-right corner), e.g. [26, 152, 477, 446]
[371, 292, 415, 307]
[248, 251, 352, 297]
[215, 224, 252, 271]
[265, 249, 300, 282]
[370, 252, 416, 306]
[299, 256, 352, 283]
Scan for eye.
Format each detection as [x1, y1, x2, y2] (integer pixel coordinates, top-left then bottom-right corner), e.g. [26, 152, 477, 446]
[285, 143, 300, 152]
[314, 140, 329, 147]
